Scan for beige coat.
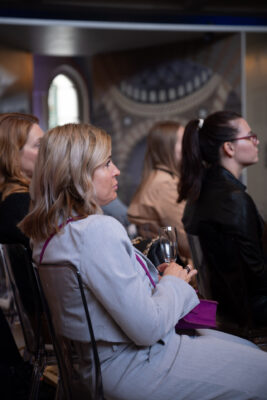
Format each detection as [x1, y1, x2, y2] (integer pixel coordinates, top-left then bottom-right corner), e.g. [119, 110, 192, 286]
[128, 167, 191, 261]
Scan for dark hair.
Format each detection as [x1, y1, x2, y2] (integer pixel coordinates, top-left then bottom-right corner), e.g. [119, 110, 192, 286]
[178, 110, 241, 203]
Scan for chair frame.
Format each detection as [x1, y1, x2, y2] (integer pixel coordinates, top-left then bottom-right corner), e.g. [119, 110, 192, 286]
[1, 243, 57, 400]
[34, 262, 105, 400]
[0, 245, 15, 319]
[187, 233, 212, 300]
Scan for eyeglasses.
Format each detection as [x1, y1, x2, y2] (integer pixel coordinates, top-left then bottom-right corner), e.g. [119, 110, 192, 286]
[231, 134, 258, 145]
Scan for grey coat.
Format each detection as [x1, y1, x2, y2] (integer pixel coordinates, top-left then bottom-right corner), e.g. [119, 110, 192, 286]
[33, 214, 267, 400]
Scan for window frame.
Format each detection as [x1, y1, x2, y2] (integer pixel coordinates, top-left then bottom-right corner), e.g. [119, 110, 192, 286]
[47, 64, 89, 129]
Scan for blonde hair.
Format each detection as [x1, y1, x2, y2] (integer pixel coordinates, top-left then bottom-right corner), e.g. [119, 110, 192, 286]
[19, 123, 111, 241]
[133, 121, 182, 201]
[0, 112, 39, 200]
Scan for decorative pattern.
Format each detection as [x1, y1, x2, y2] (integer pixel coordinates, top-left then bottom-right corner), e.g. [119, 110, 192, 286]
[119, 60, 213, 104]
[92, 35, 241, 205]
[111, 74, 226, 118]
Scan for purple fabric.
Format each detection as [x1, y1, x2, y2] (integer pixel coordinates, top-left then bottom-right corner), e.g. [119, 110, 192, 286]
[135, 253, 218, 330]
[176, 299, 218, 330]
[135, 253, 156, 288]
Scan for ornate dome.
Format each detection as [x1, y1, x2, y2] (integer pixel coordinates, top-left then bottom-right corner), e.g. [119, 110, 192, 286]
[119, 60, 213, 104]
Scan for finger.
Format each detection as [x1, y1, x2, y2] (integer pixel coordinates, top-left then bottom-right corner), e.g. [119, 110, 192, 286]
[157, 263, 170, 272]
[183, 266, 197, 280]
[186, 270, 198, 282]
[189, 269, 198, 277]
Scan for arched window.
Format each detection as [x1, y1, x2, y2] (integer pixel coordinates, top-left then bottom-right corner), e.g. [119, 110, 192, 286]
[47, 65, 89, 129]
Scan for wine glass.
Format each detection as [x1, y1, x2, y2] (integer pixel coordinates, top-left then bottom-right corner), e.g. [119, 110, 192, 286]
[159, 226, 178, 263]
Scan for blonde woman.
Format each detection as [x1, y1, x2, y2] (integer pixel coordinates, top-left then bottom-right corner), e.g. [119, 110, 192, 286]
[20, 123, 267, 400]
[128, 121, 191, 261]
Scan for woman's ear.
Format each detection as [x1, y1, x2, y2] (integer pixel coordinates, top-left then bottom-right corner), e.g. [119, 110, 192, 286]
[222, 141, 235, 158]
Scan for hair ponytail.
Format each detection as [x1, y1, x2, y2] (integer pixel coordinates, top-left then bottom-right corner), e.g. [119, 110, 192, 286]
[178, 111, 241, 203]
[178, 119, 204, 202]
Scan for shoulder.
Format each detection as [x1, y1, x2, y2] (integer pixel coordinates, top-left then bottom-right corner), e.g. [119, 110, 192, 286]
[202, 169, 245, 204]
[0, 192, 30, 205]
[145, 170, 178, 195]
[0, 192, 30, 247]
[75, 214, 129, 241]
[153, 169, 177, 183]
[208, 182, 260, 232]
[208, 183, 253, 218]
[230, 189, 260, 221]
[225, 186, 255, 211]
[0, 192, 30, 214]
[78, 214, 134, 261]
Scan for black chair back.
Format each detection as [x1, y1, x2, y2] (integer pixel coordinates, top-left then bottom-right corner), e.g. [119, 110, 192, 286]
[187, 233, 212, 300]
[1, 243, 56, 399]
[0, 245, 15, 317]
[34, 262, 105, 400]
[1, 244, 37, 356]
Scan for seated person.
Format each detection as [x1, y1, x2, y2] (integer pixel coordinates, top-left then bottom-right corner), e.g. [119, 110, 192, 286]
[0, 112, 44, 248]
[178, 110, 267, 326]
[128, 121, 191, 262]
[20, 122, 267, 400]
[0, 112, 44, 311]
[0, 112, 44, 397]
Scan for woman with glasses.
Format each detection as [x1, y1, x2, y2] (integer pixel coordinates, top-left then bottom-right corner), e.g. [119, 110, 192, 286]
[178, 110, 267, 327]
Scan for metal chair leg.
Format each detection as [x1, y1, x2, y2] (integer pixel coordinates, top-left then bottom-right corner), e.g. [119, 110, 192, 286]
[29, 351, 46, 400]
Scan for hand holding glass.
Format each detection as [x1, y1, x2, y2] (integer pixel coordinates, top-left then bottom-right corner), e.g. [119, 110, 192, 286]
[159, 226, 178, 263]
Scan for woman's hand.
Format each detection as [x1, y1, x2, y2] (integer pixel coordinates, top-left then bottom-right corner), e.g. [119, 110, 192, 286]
[157, 263, 197, 284]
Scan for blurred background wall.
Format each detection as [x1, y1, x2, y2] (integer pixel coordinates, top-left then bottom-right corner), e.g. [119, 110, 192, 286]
[246, 33, 267, 220]
[0, 47, 32, 114]
[91, 33, 241, 205]
[0, 1, 267, 217]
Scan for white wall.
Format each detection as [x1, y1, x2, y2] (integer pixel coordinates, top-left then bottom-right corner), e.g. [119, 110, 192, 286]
[246, 33, 267, 221]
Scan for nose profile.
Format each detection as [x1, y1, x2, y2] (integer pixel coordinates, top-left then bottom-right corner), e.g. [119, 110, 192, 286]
[113, 163, 120, 176]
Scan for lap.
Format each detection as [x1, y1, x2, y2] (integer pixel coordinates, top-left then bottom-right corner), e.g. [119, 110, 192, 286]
[197, 327, 259, 347]
[168, 331, 267, 399]
[101, 330, 267, 400]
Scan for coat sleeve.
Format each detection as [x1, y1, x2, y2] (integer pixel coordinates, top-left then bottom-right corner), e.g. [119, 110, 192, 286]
[80, 216, 198, 346]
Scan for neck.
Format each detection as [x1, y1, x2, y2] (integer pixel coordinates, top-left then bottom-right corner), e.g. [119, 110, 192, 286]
[219, 159, 242, 179]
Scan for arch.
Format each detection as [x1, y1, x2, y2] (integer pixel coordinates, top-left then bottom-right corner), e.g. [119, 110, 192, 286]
[47, 64, 89, 129]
